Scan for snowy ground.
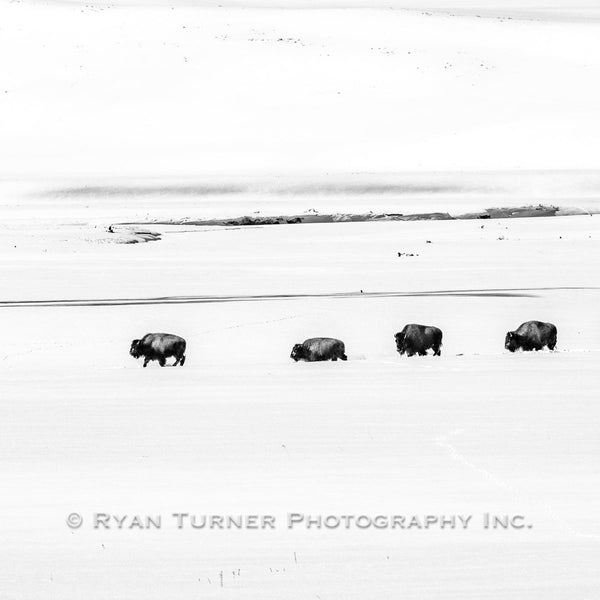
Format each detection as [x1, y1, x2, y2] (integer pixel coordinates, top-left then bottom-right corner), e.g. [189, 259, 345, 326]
[3, 1, 600, 176]
[2, 0, 600, 598]
[1, 209, 600, 599]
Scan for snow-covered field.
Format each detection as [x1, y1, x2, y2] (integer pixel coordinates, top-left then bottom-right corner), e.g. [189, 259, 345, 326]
[2, 209, 599, 598]
[1, 1, 600, 598]
[3, 1, 600, 176]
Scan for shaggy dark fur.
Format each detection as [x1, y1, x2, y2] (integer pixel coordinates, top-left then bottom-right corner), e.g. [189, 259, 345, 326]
[130, 333, 187, 367]
[505, 321, 557, 352]
[395, 324, 443, 357]
[290, 338, 348, 362]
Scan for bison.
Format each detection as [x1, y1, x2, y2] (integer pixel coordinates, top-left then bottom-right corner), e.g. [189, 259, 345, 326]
[130, 333, 187, 367]
[290, 337, 347, 362]
[505, 321, 557, 352]
[395, 324, 442, 357]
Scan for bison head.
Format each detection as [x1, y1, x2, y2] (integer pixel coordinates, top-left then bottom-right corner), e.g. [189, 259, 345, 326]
[130, 339, 142, 358]
[394, 332, 405, 354]
[290, 344, 305, 362]
[505, 331, 519, 352]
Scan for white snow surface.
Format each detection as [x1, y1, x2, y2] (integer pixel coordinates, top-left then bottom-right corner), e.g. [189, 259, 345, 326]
[1, 1, 600, 598]
[1, 208, 600, 598]
[3, 1, 600, 176]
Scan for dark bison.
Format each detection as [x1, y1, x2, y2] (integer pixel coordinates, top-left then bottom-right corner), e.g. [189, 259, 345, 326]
[505, 321, 557, 352]
[395, 324, 442, 357]
[130, 333, 187, 367]
[290, 338, 347, 362]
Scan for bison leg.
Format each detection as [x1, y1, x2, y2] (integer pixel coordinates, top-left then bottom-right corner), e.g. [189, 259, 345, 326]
[340, 353, 348, 361]
[331, 356, 337, 361]
[143, 357, 150, 368]
[159, 357, 166, 367]
[433, 345, 442, 356]
[179, 355, 186, 366]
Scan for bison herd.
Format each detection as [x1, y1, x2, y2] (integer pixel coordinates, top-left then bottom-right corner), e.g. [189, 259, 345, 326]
[130, 320, 558, 366]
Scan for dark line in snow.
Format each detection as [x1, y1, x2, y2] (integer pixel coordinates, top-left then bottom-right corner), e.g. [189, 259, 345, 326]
[0, 287, 597, 308]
